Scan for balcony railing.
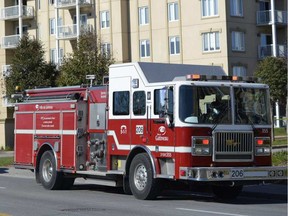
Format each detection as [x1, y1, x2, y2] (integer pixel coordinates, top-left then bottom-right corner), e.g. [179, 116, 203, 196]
[0, 5, 34, 20]
[2, 65, 12, 77]
[258, 44, 287, 59]
[55, 0, 93, 9]
[1, 35, 21, 49]
[257, 10, 287, 25]
[1, 96, 14, 108]
[57, 24, 93, 39]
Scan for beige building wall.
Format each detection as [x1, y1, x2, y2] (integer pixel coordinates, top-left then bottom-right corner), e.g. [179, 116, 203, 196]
[129, 0, 229, 72]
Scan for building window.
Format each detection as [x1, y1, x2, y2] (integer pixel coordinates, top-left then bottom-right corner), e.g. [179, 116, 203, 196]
[50, 48, 64, 64]
[73, 14, 88, 25]
[50, 18, 55, 35]
[232, 31, 245, 51]
[202, 0, 218, 17]
[140, 40, 150, 58]
[50, 49, 56, 63]
[100, 11, 110, 29]
[230, 0, 243, 17]
[49, 0, 54, 5]
[169, 36, 180, 55]
[233, 66, 246, 76]
[168, 2, 179, 21]
[202, 32, 220, 52]
[101, 43, 111, 56]
[16, 25, 28, 34]
[113, 91, 130, 115]
[38, 0, 41, 10]
[139, 7, 149, 25]
[59, 49, 64, 65]
[133, 91, 146, 116]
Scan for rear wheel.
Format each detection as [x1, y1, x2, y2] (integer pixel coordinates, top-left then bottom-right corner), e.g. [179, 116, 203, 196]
[129, 153, 159, 200]
[39, 150, 63, 190]
[212, 185, 243, 200]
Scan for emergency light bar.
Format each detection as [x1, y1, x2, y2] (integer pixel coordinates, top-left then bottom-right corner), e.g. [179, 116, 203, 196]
[186, 74, 259, 83]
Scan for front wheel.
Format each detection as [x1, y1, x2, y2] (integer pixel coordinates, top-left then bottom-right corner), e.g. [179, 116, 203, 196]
[212, 185, 243, 200]
[39, 150, 63, 190]
[129, 153, 159, 200]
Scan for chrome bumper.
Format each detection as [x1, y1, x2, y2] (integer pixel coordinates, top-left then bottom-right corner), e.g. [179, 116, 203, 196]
[179, 166, 287, 181]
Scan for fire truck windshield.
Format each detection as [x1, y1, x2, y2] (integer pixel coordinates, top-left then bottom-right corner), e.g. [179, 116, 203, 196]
[179, 85, 270, 125]
[234, 87, 270, 125]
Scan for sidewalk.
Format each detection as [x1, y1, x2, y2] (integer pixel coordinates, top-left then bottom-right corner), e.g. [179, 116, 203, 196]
[0, 151, 13, 158]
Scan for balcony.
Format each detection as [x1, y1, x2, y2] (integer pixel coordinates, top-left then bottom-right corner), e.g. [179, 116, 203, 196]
[1, 96, 14, 107]
[1, 35, 21, 49]
[257, 10, 287, 26]
[57, 24, 93, 40]
[0, 5, 34, 21]
[2, 65, 12, 77]
[55, 0, 93, 9]
[258, 44, 287, 59]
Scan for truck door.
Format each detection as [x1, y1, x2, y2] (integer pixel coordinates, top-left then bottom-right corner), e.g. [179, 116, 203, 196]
[147, 87, 175, 153]
[108, 76, 132, 154]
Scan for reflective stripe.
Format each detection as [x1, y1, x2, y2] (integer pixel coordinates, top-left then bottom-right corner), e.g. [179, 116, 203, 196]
[107, 130, 192, 153]
[14, 129, 192, 153]
[14, 129, 77, 135]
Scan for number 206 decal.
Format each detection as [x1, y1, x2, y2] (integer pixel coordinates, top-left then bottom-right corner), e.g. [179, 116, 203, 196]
[136, 125, 144, 135]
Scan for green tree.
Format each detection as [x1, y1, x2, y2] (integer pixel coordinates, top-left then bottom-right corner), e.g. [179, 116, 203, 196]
[5, 35, 58, 96]
[255, 57, 287, 106]
[57, 32, 115, 86]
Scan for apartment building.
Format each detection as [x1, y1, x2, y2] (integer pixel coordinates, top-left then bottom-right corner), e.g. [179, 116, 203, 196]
[0, 0, 287, 149]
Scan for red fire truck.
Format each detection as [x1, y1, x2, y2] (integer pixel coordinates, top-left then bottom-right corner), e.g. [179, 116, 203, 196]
[14, 62, 286, 200]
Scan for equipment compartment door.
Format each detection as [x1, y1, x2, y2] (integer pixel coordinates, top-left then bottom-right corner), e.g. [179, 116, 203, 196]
[14, 112, 34, 165]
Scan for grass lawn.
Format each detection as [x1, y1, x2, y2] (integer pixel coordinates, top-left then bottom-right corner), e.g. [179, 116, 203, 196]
[272, 151, 288, 166]
[0, 157, 13, 167]
[272, 128, 287, 146]
[274, 128, 287, 136]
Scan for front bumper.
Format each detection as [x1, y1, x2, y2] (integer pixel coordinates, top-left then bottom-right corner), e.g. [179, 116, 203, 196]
[179, 166, 287, 182]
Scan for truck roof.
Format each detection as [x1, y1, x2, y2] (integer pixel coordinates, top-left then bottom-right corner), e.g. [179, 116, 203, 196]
[136, 62, 226, 83]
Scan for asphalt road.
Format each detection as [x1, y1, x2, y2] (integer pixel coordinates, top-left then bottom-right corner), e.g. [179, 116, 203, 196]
[0, 167, 287, 216]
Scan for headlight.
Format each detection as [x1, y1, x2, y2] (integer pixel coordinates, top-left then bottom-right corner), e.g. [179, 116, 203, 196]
[192, 136, 212, 156]
[255, 137, 271, 156]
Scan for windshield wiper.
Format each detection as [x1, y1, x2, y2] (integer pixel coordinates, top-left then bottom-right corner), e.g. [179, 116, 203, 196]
[211, 105, 229, 131]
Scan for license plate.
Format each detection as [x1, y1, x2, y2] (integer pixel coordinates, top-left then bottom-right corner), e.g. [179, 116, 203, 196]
[231, 169, 244, 178]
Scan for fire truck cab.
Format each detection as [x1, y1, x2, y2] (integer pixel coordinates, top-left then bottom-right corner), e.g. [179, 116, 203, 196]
[14, 62, 287, 200]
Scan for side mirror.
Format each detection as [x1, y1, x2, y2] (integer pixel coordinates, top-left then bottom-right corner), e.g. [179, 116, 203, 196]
[165, 116, 173, 128]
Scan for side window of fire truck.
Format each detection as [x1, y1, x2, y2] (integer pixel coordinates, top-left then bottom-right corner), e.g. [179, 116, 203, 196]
[179, 85, 199, 123]
[154, 88, 173, 116]
[133, 91, 146, 115]
[113, 91, 130, 115]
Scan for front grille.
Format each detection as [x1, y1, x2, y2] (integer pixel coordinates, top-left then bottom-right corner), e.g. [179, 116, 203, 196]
[213, 131, 254, 162]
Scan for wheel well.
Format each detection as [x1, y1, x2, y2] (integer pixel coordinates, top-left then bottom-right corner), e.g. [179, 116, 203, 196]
[35, 144, 54, 183]
[125, 146, 156, 178]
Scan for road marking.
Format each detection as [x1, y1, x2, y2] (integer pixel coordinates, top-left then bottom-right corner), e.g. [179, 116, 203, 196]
[0, 187, 6, 189]
[176, 208, 249, 216]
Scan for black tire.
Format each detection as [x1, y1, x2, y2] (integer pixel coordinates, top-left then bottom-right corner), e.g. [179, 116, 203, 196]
[123, 176, 132, 195]
[212, 185, 243, 200]
[39, 150, 63, 190]
[129, 153, 159, 200]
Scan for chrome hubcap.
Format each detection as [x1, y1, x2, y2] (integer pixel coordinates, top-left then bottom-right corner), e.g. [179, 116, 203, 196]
[43, 159, 53, 182]
[134, 164, 147, 191]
